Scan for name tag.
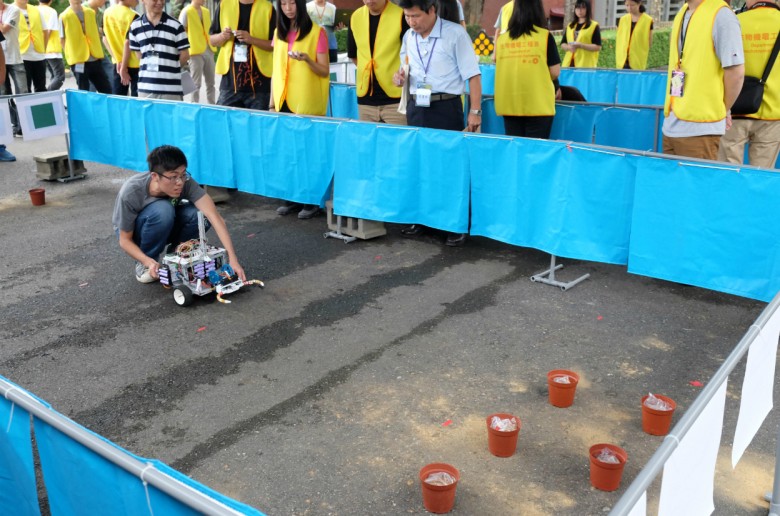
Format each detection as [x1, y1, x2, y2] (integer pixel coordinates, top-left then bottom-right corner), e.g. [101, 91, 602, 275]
[670, 69, 685, 98]
[415, 84, 432, 108]
[234, 43, 248, 63]
[147, 52, 160, 72]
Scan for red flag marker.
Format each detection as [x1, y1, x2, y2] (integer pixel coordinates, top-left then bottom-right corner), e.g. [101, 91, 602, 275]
[442, 419, 452, 427]
[689, 380, 703, 387]
[197, 326, 207, 332]
[597, 315, 603, 320]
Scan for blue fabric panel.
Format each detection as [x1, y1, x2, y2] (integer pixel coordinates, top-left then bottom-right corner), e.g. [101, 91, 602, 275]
[480, 98, 505, 135]
[67, 91, 148, 171]
[332, 122, 470, 232]
[144, 101, 198, 161]
[0, 398, 39, 515]
[190, 106, 236, 188]
[558, 69, 617, 103]
[328, 84, 359, 119]
[550, 103, 601, 143]
[480, 64, 495, 96]
[594, 107, 658, 151]
[615, 71, 667, 106]
[628, 158, 780, 301]
[469, 137, 635, 264]
[233, 113, 336, 205]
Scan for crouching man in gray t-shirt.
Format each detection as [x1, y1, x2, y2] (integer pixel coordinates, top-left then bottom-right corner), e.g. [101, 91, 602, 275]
[112, 145, 246, 283]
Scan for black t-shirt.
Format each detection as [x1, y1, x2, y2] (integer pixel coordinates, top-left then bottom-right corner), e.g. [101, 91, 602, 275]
[623, 19, 654, 69]
[561, 21, 602, 46]
[210, 2, 276, 93]
[347, 12, 409, 105]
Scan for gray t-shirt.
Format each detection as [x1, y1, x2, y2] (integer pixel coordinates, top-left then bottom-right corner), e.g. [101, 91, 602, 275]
[112, 172, 206, 232]
[662, 7, 744, 138]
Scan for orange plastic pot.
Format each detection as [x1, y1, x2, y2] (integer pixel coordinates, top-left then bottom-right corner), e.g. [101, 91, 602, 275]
[547, 370, 579, 408]
[641, 394, 677, 436]
[589, 444, 627, 491]
[419, 463, 459, 513]
[486, 413, 521, 458]
[29, 188, 45, 206]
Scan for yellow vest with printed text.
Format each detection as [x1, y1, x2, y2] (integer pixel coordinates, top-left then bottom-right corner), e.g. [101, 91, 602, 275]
[272, 25, 329, 115]
[18, 5, 45, 54]
[103, 4, 139, 67]
[350, 2, 403, 99]
[737, 6, 780, 120]
[499, 2, 513, 33]
[495, 27, 555, 117]
[663, 0, 728, 121]
[60, 7, 104, 65]
[216, 0, 273, 77]
[615, 12, 652, 70]
[183, 4, 216, 56]
[39, 5, 62, 53]
[562, 21, 600, 68]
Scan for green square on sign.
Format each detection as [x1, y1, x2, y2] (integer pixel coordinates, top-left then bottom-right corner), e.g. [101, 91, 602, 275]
[30, 103, 57, 129]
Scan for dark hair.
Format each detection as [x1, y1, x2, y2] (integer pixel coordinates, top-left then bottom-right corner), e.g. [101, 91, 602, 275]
[437, 0, 459, 24]
[398, 0, 437, 14]
[147, 145, 187, 173]
[507, 0, 545, 39]
[569, 0, 592, 29]
[276, 0, 313, 41]
[39, 0, 52, 3]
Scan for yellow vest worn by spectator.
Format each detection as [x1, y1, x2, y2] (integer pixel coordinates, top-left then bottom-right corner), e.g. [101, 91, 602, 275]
[664, 0, 728, 121]
[103, 4, 140, 67]
[562, 21, 599, 68]
[495, 27, 555, 117]
[737, 4, 780, 120]
[182, 4, 216, 56]
[216, 0, 273, 77]
[18, 5, 45, 54]
[350, 1, 403, 99]
[39, 4, 62, 53]
[60, 6, 104, 65]
[272, 25, 329, 115]
[615, 12, 652, 70]
[499, 1, 512, 33]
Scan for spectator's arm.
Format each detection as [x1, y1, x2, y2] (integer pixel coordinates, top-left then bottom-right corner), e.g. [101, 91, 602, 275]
[179, 49, 190, 66]
[723, 64, 744, 110]
[466, 74, 481, 132]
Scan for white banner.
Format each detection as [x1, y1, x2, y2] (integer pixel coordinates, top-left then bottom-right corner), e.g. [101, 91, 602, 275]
[15, 91, 68, 141]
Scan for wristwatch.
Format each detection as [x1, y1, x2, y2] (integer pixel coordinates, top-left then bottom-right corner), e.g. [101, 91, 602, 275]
[469, 109, 482, 116]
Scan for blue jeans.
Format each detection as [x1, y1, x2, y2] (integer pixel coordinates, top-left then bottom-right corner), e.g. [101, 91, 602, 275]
[133, 200, 210, 259]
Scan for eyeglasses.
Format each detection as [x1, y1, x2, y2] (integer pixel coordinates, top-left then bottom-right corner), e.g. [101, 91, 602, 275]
[160, 171, 191, 184]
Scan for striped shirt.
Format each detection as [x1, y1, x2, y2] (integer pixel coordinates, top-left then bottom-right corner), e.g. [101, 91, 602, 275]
[128, 12, 189, 95]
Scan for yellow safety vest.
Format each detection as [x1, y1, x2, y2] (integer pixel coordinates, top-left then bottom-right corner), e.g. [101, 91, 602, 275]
[615, 12, 652, 70]
[272, 25, 329, 115]
[495, 27, 555, 117]
[737, 5, 780, 120]
[499, 1, 513, 33]
[350, 1, 403, 99]
[216, 0, 273, 77]
[18, 5, 45, 54]
[39, 5, 62, 53]
[103, 4, 139, 67]
[183, 4, 216, 56]
[60, 6, 104, 65]
[562, 21, 599, 68]
[664, 0, 727, 121]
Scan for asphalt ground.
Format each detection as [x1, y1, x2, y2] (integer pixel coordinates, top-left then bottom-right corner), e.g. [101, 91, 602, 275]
[0, 94, 777, 515]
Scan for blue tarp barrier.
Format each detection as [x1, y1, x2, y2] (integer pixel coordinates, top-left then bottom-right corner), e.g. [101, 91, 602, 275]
[68, 93, 148, 171]
[550, 103, 602, 143]
[0, 397, 40, 515]
[469, 137, 635, 264]
[594, 106, 658, 151]
[333, 122, 470, 232]
[33, 415, 266, 515]
[328, 83, 359, 120]
[615, 70, 667, 106]
[628, 158, 780, 301]
[557, 69, 619, 103]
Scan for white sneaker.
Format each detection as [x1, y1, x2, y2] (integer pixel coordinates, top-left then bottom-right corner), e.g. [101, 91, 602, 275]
[135, 262, 155, 284]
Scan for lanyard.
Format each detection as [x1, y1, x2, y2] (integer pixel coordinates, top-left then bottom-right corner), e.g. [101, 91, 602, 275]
[678, 7, 690, 64]
[142, 14, 161, 53]
[415, 18, 440, 81]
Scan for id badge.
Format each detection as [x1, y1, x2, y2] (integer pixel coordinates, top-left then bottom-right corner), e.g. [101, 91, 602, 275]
[670, 69, 685, 98]
[234, 44, 248, 63]
[147, 52, 160, 72]
[415, 83, 432, 108]
[74, 63, 84, 74]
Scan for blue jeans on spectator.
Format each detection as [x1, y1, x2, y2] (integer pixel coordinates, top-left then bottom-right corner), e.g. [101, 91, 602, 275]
[132, 200, 210, 259]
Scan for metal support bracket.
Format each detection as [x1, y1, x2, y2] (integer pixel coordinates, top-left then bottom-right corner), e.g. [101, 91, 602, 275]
[57, 133, 86, 183]
[324, 214, 357, 244]
[530, 254, 590, 291]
